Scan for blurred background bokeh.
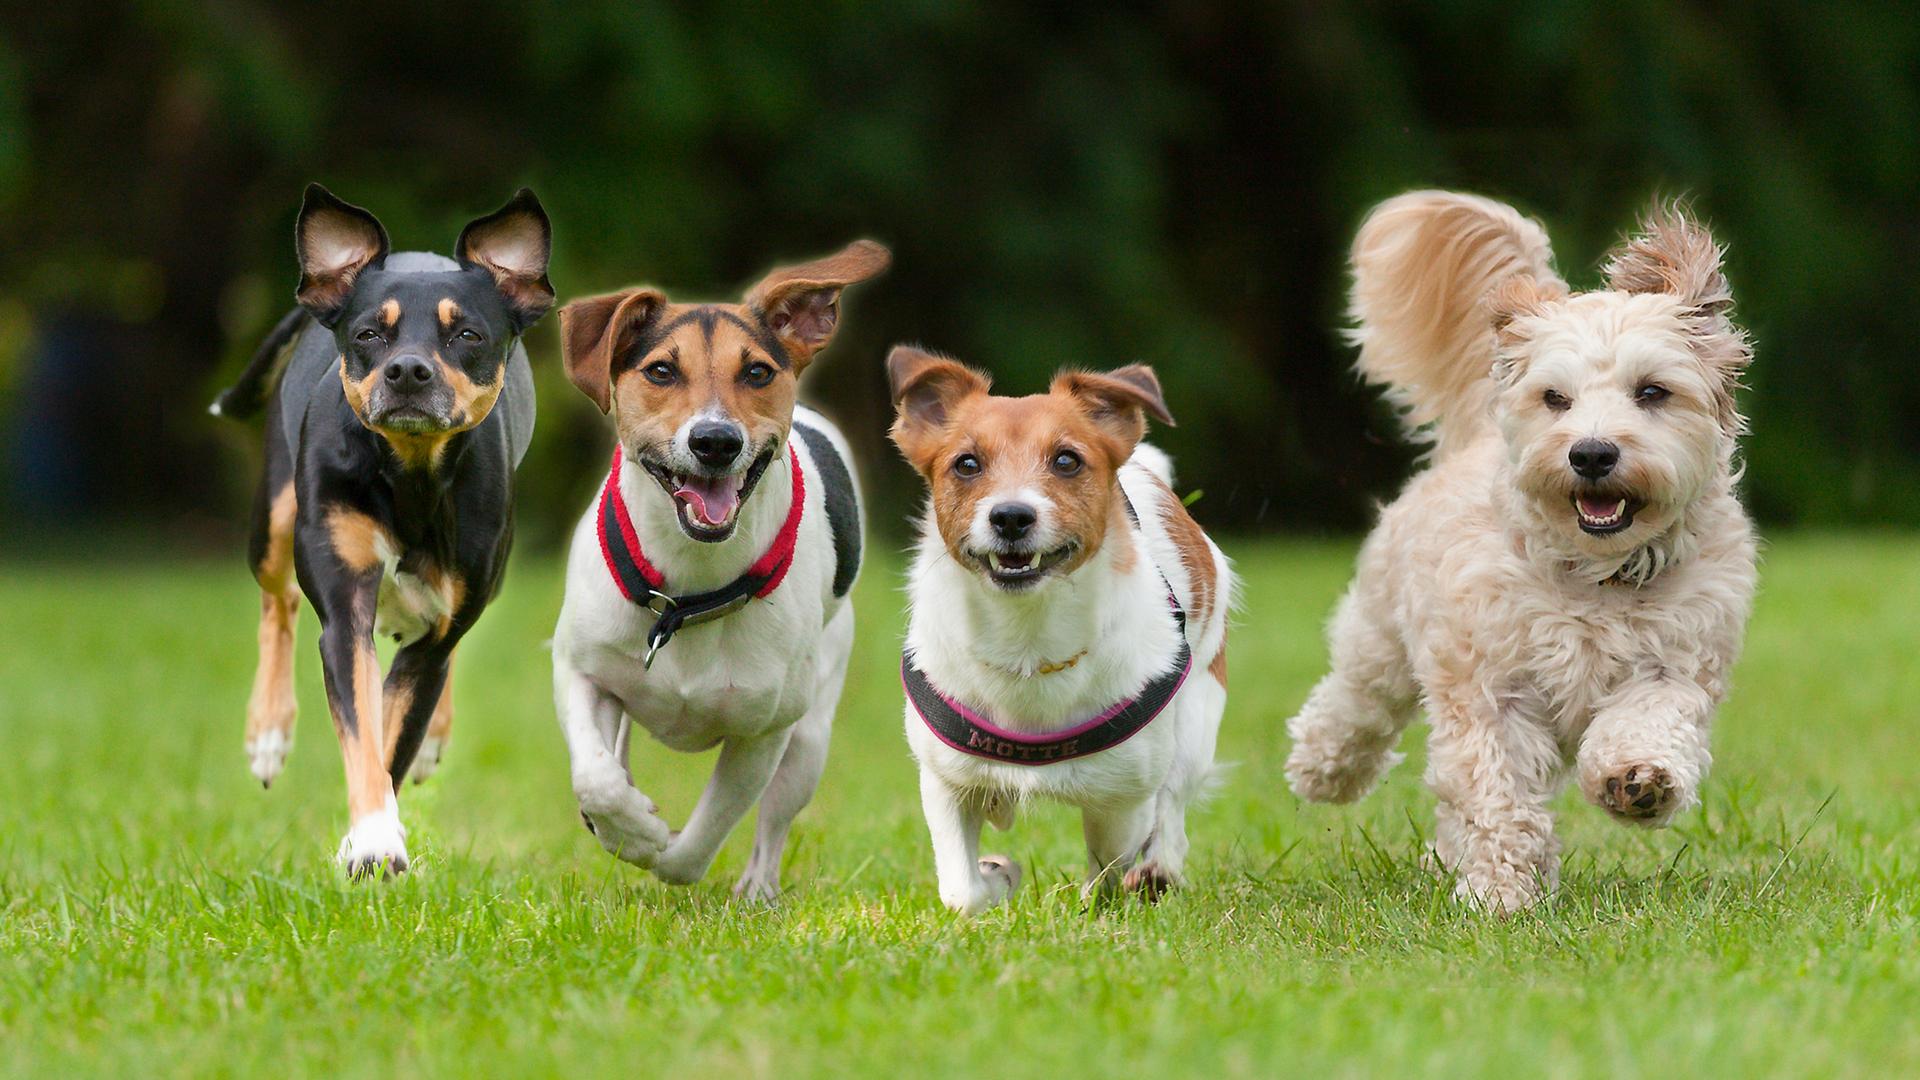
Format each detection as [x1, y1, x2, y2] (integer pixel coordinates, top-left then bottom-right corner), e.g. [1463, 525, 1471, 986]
[2, 2, 1915, 553]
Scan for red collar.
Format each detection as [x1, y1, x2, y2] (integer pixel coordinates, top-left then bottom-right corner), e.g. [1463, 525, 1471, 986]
[597, 446, 805, 664]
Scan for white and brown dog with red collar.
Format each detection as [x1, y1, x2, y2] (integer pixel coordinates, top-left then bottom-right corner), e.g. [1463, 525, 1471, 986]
[549, 241, 888, 901]
[887, 348, 1232, 914]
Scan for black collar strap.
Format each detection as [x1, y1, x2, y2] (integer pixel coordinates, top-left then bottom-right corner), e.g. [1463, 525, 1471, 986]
[902, 488, 1191, 766]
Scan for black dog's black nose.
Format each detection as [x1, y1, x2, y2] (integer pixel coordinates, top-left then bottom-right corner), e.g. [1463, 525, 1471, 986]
[1569, 438, 1620, 479]
[988, 502, 1038, 542]
[687, 421, 745, 469]
[384, 357, 434, 386]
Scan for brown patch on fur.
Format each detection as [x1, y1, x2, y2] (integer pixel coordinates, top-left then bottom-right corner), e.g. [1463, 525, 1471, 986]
[1151, 475, 1217, 629]
[427, 650, 456, 745]
[326, 508, 389, 573]
[338, 355, 378, 424]
[1208, 644, 1227, 686]
[381, 683, 415, 764]
[379, 298, 401, 328]
[246, 483, 301, 760]
[437, 297, 461, 329]
[424, 565, 466, 640]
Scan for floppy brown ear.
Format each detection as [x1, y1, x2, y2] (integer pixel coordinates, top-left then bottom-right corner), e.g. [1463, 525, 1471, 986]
[747, 240, 892, 368]
[295, 184, 389, 326]
[886, 345, 990, 468]
[1603, 203, 1752, 428]
[557, 288, 667, 413]
[457, 188, 555, 331]
[1051, 364, 1175, 455]
[1486, 275, 1567, 385]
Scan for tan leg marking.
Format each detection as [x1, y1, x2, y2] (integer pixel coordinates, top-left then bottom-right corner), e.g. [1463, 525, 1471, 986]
[336, 640, 393, 822]
[326, 507, 389, 573]
[426, 650, 455, 745]
[246, 483, 301, 783]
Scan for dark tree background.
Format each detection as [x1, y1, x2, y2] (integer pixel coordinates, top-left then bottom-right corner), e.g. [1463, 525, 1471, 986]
[2, 2, 1915, 551]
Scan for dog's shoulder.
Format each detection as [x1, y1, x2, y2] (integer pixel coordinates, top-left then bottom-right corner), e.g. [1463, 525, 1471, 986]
[791, 409, 862, 599]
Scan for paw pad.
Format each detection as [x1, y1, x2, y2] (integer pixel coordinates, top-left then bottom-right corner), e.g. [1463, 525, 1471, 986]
[1600, 764, 1675, 821]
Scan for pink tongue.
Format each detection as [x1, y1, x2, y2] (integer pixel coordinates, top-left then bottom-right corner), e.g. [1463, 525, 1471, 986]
[1578, 495, 1617, 518]
[676, 476, 741, 527]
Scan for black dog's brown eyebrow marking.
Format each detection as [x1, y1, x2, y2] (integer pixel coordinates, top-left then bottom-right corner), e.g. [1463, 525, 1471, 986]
[438, 298, 461, 328]
[379, 298, 401, 328]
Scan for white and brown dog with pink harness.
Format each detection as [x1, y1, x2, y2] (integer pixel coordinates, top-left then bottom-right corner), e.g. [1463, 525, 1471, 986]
[887, 347, 1232, 914]
[549, 242, 887, 901]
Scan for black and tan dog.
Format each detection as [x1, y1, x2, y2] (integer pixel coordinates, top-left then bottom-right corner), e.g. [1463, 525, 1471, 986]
[211, 185, 553, 876]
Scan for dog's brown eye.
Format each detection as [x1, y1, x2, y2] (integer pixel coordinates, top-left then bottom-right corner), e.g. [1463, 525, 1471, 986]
[355, 329, 382, 343]
[1636, 383, 1671, 405]
[1542, 389, 1571, 411]
[953, 453, 982, 478]
[643, 361, 677, 386]
[1051, 450, 1083, 476]
[742, 362, 775, 388]
[458, 328, 483, 343]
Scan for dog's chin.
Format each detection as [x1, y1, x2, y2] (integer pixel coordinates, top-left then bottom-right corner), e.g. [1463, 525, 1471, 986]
[369, 405, 453, 435]
[641, 447, 777, 545]
[968, 544, 1077, 592]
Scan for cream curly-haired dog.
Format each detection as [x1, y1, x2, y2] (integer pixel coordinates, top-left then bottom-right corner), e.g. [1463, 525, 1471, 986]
[1285, 191, 1758, 912]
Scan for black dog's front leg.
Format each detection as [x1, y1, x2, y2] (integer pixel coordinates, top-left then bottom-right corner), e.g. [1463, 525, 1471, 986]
[382, 637, 458, 786]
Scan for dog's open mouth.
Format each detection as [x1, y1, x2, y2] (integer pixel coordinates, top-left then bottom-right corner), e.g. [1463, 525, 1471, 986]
[1573, 493, 1642, 535]
[643, 447, 776, 543]
[980, 545, 1075, 589]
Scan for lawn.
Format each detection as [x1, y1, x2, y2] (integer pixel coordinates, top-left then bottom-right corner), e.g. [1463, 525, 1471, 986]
[2, 535, 1915, 1078]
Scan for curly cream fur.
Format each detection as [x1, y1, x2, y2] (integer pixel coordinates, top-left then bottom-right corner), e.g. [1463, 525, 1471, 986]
[1288, 192, 1758, 913]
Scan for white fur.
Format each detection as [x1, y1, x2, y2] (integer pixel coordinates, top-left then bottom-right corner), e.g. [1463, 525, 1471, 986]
[1286, 192, 1758, 913]
[551, 405, 858, 900]
[905, 449, 1232, 914]
[335, 797, 408, 876]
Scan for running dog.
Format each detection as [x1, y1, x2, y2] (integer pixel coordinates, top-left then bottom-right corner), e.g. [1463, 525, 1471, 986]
[550, 241, 887, 901]
[1285, 191, 1758, 912]
[888, 349, 1231, 914]
[212, 185, 554, 876]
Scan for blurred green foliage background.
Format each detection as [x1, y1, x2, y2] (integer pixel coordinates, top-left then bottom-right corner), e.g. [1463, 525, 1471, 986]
[1, 2, 1915, 550]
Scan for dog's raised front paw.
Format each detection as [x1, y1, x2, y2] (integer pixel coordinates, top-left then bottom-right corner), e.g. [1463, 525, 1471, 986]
[336, 806, 409, 880]
[1596, 763, 1678, 825]
[246, 730, 291, 788]
[574, 770, 670, 867]
[408, 735, 446, 784]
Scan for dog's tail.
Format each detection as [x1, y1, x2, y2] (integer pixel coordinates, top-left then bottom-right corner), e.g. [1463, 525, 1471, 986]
[1348, 191, 1564, 452]
[208, 307, 308, 420]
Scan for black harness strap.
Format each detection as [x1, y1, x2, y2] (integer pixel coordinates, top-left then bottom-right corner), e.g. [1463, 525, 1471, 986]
[791, 419, 862, 598]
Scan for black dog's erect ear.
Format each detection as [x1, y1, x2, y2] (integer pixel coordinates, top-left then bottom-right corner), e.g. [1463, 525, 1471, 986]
[295, 184, 389, 326]
[457, 188, 556, 331]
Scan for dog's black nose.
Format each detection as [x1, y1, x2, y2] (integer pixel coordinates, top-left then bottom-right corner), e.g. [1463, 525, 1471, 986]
[988, 502, 1038, 542]
[1569, 438, 1620, 479]
[384, 357, 435, 387]
[687, 421, 745, 469]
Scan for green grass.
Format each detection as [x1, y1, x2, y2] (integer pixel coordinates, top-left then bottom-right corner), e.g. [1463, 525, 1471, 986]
[2, 535, 1916, 1078]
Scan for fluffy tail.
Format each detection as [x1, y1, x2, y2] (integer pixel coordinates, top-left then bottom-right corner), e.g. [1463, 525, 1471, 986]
[1348, 191, 1564, 452]
[208, 308, 308, 420]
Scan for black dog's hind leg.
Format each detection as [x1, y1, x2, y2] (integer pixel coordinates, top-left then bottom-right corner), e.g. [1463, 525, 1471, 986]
[244, 406, 302, 787]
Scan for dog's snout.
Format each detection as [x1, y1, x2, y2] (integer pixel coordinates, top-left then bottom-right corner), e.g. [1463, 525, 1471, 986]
[687, 420, 745, 470]
[1568, 438, 1620, 479]
[987, 502, 1038, 542]
[384, 357, 435, 387]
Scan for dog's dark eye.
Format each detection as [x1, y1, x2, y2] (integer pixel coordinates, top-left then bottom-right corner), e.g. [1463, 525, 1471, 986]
[355, 329, 382, 343]
[742, 362, 776, 388]
[1635, 383, 1671, 405]
[457, 328, 483, 343]
[1542, 389, 1571, 412]
[953, 453, 983, 478]
[643, 361, 678, 386]
[1051, 449, 1083, 476]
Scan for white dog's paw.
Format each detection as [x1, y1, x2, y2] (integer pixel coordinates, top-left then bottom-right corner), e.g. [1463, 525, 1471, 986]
[1589, 763, 1681, 825]
[732, 867, 781, 905]
[336, 805, 409, 879]
[1122, 860, 1179, 903]
[574, 770, 670, 867]
[246, 730, 292, 788]
[650, 837, 718, 886]
[943, 854, 1023, 915]
[1452, 863, 1551, 916]
[408, 735, 446, 785]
